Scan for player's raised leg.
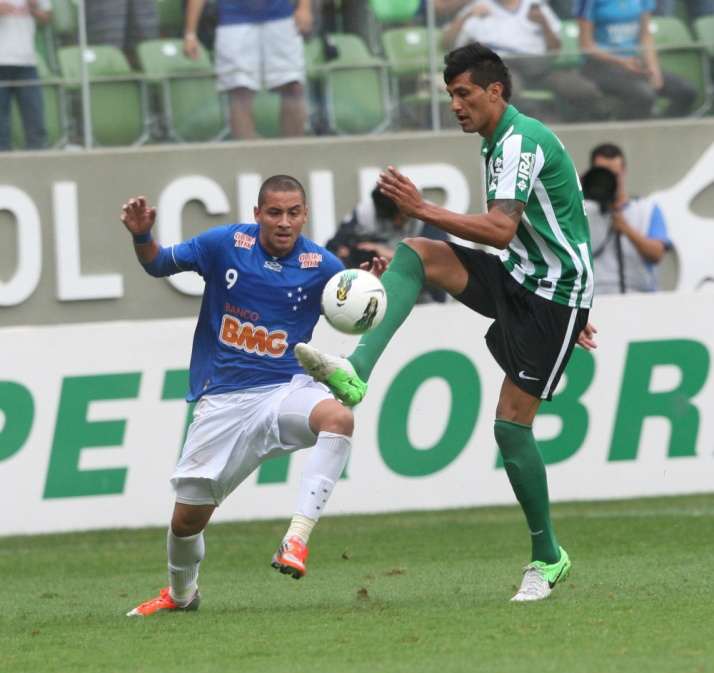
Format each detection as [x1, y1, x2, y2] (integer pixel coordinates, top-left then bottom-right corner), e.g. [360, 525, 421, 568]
[297, 239, 465, 405]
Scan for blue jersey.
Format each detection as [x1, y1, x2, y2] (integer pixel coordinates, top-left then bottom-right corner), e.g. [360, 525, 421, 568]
[146, 223, 344, 401]
[575, 0, 654, 57]
[218, 0, 294, 25]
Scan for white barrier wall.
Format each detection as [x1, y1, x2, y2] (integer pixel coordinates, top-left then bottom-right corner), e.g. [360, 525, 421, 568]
[1, 291, 712, 536]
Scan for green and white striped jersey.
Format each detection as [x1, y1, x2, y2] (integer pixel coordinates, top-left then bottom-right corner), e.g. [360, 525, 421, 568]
[482, 105, 594, 308]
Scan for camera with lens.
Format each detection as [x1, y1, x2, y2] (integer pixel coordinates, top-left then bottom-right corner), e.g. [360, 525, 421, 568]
[342, 231, 390, 269]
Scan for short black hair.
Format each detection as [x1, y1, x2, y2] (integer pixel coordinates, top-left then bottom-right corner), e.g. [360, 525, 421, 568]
[590, 143, 626, 167]
[371, 185, 400, 219]
[258, 175, 306, 207]
[443, 42, 513, 102]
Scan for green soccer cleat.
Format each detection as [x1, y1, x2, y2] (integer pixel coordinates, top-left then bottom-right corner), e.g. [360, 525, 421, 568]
[294, 343, 367, 407]
[511, 546, 571, 602]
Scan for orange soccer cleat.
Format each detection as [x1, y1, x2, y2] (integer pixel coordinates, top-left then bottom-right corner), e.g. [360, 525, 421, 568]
[126, 587, 201, 616]
[271, 535, 309, 580]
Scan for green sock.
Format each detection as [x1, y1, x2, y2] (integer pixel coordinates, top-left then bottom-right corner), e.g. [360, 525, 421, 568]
[494, 419, 560, 564]
[348, 242, 425, 382]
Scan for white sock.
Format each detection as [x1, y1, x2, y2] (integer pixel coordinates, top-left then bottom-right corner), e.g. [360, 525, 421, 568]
[293, 432, 351, 527]
[167, 529, 204, 605]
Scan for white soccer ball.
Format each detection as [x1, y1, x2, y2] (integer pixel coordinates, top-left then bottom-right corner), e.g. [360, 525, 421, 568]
[321, 269, 387, 335]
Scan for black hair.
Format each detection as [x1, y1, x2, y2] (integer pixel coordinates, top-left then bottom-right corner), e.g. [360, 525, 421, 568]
[258, 175, 306, 207]
[371, 185, 400, 219]
[443, 42, 513, 102]
[590, 143, 626, 167]
[581, 166, 617, 213]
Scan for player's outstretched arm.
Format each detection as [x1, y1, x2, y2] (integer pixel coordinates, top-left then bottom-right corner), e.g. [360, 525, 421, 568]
[577, 322, 597, 350]
[378, 166, 518, 248]
[121, 196, 159, 265]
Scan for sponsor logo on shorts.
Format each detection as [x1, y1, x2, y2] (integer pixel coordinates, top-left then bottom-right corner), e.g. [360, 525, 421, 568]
[518, 370, 540, 381]
[219, 314, 288, 357]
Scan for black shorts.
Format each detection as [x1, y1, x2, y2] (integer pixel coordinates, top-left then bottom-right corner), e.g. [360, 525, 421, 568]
[448, 244, 589, 401]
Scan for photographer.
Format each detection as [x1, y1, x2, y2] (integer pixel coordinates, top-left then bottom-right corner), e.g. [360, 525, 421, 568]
[584, 143, 671, 295]
[326, 185, 448, 303]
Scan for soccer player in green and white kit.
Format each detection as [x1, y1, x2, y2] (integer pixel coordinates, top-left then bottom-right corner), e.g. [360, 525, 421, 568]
[296, 42, 598, 602]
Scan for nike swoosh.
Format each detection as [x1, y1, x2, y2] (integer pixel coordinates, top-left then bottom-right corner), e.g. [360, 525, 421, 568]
[548, 563, 567, 589]
[519, 370, 540, 381]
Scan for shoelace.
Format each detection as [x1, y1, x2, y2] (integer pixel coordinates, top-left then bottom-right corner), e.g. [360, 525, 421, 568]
[518, 564, 548, 596]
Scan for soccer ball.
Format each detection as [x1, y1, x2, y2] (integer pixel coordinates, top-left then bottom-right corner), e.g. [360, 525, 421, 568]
[321, 269, 387, 335]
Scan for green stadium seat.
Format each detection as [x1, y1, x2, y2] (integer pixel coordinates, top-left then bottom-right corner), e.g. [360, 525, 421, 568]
[648, 15, 713, 116]
[157, 0, 184, 38]
[252, 89, 283, 139]
[552, 20, 582, 70]
[380, 26, 451, 129]
[10, 52, 68, 149]
[57, 45, 150, 147]
[306, 33, 390, 135]
[136, 38, 227, 143]
[369, 0, 420, 24]
[692, 15, 714, 58]
[49, 0, 78, 47]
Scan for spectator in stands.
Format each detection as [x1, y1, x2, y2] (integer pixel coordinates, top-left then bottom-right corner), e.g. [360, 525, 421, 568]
[86, 0, 159, 69]
[575, 0, 697, 120]
[326, 185, 448, 302]
[434, 0, 471, 23]
[0, 0, 51, 151]
[182, 0, 217, 52]
[184, 0, 311, 140]
[585, 142, 671, 295]
[441, 0, 606, 122]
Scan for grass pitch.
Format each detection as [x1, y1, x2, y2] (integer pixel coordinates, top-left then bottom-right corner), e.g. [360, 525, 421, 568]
[1, 494, 712, 673]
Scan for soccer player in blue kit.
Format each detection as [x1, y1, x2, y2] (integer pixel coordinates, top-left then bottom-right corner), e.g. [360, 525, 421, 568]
[121, 175, 386, 616]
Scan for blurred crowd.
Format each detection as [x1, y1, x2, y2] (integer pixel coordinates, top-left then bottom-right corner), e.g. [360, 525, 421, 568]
[1, 0, 712, 151]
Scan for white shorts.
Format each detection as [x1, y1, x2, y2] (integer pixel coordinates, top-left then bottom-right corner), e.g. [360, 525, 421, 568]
[214, 18, 306, 92]
[171, 375, 332, 506]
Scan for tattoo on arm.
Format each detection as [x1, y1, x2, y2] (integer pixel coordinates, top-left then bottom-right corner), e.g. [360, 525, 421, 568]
[489, 199, 524, 224]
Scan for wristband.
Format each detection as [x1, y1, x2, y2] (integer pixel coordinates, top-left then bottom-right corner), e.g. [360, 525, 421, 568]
[132, 232, 152, 244]
[184, 32, 197, 40]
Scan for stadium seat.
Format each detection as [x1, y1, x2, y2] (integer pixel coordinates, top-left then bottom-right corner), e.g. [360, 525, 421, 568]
[10, 52, 68, 149]
[648, 15, 713, 116]
[380, 26, 451, 129]
[157, 0, 184, 38]
[57, 45, 150, 147]
[552, 20, 581, 70]
[306, 33, 390, 135]
[692, 15, 714, 58]
[34, 23, 58, 74]
[252, 89, 283, 139]
[136, 38, 227, 143]
[368, 0, 420, 24]
[49, 0, 78, 47]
